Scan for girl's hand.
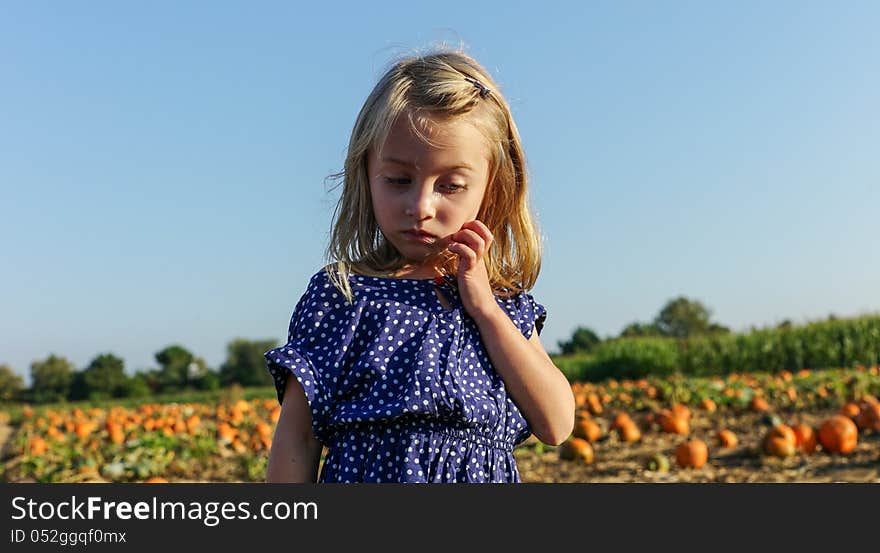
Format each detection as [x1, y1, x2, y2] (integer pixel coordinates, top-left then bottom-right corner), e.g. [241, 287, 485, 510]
[445, 220, 498, 321]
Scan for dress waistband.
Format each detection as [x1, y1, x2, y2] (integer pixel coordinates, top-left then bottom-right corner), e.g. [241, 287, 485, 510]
[327, 417, 516, 453]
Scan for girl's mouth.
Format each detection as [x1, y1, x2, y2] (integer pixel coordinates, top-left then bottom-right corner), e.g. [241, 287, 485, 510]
[403, 231, 437, 244]
[399, 232, 458, 276]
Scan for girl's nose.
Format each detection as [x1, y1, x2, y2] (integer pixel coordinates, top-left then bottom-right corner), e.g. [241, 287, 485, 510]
[405, 183, 438, 218]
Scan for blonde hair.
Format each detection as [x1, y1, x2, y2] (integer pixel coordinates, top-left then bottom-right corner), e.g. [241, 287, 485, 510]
[323, 46, 543, 304]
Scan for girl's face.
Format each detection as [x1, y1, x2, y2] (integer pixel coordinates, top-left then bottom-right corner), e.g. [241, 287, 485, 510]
[367, 115, 491, 278]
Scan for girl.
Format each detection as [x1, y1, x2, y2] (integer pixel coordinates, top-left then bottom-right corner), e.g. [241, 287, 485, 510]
[265, 48, 575, 483]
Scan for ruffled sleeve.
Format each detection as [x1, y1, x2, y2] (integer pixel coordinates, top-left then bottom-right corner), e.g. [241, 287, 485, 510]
[514, 291, 547, 340]
[264, 271, 354, 445]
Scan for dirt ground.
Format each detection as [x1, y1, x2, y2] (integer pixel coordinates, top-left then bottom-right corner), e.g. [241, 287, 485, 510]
[513, 408, 880, 483]
[3, 407, 877, 483]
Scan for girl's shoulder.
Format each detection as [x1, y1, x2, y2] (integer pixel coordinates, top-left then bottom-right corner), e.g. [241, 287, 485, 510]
[290, 269, 344, 312]
[301, 265, 425, 308]
[494, 288, 548, 339]
[307, 265, 373, 291]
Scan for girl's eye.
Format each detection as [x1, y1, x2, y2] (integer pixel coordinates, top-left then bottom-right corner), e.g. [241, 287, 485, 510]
[383, 177, 465, 192]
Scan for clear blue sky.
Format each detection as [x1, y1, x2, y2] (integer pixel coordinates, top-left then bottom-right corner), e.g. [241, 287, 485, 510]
[3, 1, 878, 383]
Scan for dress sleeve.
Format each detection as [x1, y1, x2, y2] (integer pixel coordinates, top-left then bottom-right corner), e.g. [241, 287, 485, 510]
[264, 272, 353, 445]
[515, 291, 547, 340]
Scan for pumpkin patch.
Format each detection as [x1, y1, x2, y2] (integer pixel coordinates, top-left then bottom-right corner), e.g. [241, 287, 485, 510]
[3, 364, 879, 482]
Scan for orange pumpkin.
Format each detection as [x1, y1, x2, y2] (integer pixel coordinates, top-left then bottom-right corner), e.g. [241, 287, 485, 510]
[818, 415, 858, 454]
[671, 403, 692, 422]
[792, 423, 818, 454]
[675, 440, 708, 469]
[573, 419, 603, 443]
[716, 429, 738, 448]
[855, 402, 880, 432]
[610, 412, 634, 431]
[700, 398, 717, 413]
[587, 393, 603, 415]
[143, 476, 168, 483]
[558, 438, 594, 464]
[46, 426, 66, 442]
[186, 415, 201, 434]
[74, 421, 96, 440]
[28, 436, 48, 456]
[617, 421, 641, 443]
[217, 422, 237, 442]
[255, 421, 272, 439]
[839, 402, 860, 419]
[749, 397, 769, 412]
[657, 410, 689, 435]
[763, 435, 796, 458]
[767, 424, 797, 446]
[762, 424, 797, 457]
[107, 422, 125, 445]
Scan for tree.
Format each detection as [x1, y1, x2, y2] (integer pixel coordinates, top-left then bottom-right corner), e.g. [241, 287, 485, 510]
[68, 371, 90, 402]
[557, 326, 602, 355]
[195, 369, 220, 390]
[154, 345, 201, 392]
[0, 364, 25, 402]
[81, 353, 127, 399]
[220, 338, 279, 387]
[653, 296, 714, 339]
[619, 322, 661, 338]
[29, 354, 75, 403]
[119, 373, 151, 398]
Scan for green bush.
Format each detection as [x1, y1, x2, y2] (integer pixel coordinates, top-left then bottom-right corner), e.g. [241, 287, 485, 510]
[550, 353, 593, 382]
[119, 374, 151, 398]
[584, 337, 680, 381]
[561, 314, 880, 381]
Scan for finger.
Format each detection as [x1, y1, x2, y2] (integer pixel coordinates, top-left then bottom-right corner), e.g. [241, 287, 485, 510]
[461, 220, 494, 245]
[453, 229, 486, 257]
[448, 242, 476, 269]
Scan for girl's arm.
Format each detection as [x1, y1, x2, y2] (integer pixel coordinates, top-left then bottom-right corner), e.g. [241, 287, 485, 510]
[446, 220, 573, 444]
[473, 306, 576, 446]
[266, 377, 324, 483]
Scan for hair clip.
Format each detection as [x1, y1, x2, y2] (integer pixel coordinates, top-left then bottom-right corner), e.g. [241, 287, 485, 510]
[464, 76, 492, 98]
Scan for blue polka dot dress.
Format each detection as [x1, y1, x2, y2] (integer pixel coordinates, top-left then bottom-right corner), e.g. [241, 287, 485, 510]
[264, 268, 548, 483]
